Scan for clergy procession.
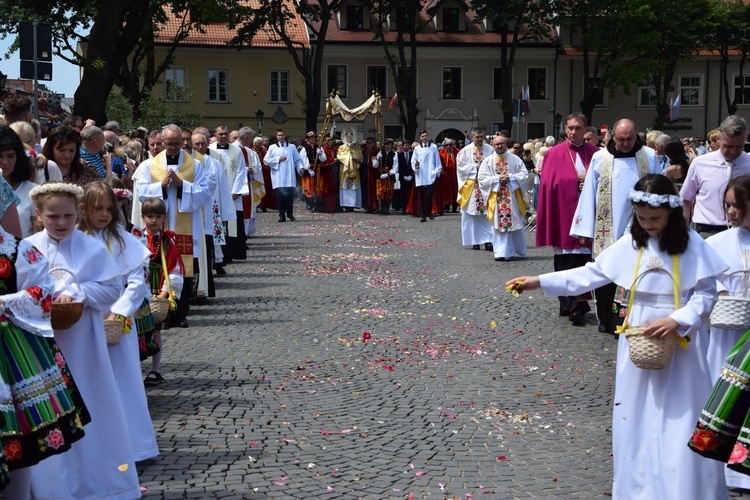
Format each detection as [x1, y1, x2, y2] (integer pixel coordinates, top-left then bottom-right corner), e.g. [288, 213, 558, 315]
[3, 90, 750, 498]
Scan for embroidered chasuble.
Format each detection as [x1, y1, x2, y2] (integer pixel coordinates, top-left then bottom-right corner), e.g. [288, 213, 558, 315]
[457, 146, 488, 214]
[150, 154, 196, 277]
[487, 155, 527, 231]
[592, 149, 651, 256]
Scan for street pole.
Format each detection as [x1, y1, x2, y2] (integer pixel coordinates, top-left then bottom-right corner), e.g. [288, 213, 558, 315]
[32, 22, 39, 121]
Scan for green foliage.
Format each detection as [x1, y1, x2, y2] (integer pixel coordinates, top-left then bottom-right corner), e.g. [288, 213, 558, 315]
[105, 86, 133, 130]
[136, 85, 203, 130]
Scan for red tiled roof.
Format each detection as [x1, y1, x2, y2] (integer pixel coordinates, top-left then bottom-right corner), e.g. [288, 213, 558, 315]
[154, 0, 309, 49]
[561, 46, 742, 57]
[317, 0, 555, 45]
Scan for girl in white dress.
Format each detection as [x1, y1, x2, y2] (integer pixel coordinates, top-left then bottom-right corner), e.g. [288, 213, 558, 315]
[78, 181, 158, 462]
[506, 174, 729, 499]
[26, 183, 141, 500]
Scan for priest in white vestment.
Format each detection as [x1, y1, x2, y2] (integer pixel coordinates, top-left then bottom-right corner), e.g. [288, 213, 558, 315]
[456, 128, 494, 250]
[478, 135, 528, 260]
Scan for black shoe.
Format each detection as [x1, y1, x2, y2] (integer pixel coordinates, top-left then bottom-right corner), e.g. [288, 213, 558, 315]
[176, 320, 189, 328]
[472, 244, 480, 250]
[401, 211, 407, 215]
[289, 215, 296, 222]
[144, 371, 163, 386]
[484, 243, 493, 251]
[420, 217, 426, 222]
[261, 208, 268, 212]
[598, 324, 610, 334]
[569, 311, 586, 327]
[278, 217, 286, 222]
[215, 266, 227, 275]
[494, 257, 505, 262]
[428, 214, 435, 220]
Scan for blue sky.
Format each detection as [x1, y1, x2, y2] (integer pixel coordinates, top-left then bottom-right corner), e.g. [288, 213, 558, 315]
[0, 36, 80, 97]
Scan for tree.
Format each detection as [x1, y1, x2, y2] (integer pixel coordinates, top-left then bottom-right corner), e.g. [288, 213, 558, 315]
[0, 1, 233, 125]
[228, 0, 345, 132]
[645, 0, 713, 129]
[470, 0, 554, 134]
[365, 0, 433, 142]
[704, 0, 750, 117]
[554, 0, 657, 125]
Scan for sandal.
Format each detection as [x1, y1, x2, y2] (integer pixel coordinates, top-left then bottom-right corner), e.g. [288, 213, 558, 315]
[144, 371, 164, 386]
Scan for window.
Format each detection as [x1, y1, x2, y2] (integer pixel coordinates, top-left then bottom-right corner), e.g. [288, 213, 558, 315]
[207, 69, 228, 103]
[384, 125, 403, 140]
[367, 66, 387, 97]
[328, 65, 348, 98]
[581, 76, 607, 107]
[492, 67, 502, 100]
[638, 77, 656, 107]
[346, 5, 364, 30]
[164, 67, 187, 102]
[442, 67, 462, 99]
[527, 122, 546, 140]
[443, 7, 460, 32]
[734, 75, 750, 105]
[679, 75, 702, 106]
[270, 70, 290, 103]
[527, 68, 546, 99]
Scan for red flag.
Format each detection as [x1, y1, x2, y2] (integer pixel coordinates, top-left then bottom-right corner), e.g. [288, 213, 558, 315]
[387, 93, 398, 111]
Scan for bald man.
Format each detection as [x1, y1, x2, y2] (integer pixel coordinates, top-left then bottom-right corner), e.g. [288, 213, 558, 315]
[570, 118, 660, 334]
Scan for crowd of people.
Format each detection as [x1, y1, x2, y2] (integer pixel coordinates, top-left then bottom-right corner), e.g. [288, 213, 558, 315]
[0, 86, 749, 498]
[511, 112, 750, 498]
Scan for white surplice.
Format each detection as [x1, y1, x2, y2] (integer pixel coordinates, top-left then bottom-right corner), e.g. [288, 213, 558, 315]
[540, 231, 728, 500]
[456, 143, 494, 246]
[28, 229, 142, 500]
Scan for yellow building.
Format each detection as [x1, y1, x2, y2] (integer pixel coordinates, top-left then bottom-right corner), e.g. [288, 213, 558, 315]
[152, 2, 309, 137]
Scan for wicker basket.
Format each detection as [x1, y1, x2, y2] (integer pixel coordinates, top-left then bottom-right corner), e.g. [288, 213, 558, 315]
[710, 271, 750, 331]
[103, 319, 122, 346]
[51, 301, 84, 330]
[150, 297, 170, 324]
[624, 327, 677, 370]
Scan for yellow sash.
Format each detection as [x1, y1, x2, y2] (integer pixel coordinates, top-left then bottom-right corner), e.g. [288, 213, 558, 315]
[150, 153, 195, 277]
[457, 179, 475, 208]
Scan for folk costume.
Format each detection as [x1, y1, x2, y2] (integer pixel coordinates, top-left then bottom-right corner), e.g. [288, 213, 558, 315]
[209, 141, 248, 261]
[570, 139, 659, 332]
[374, 148, 397, 215]
[439, 144, 459, 212]
[456, 142, 494, 247]
[300, 141, 326, 212]
[536, 140, 599, 319]
[318, 143, 338, 213]
[0, 227, 88, 494]
[541, 230, 728, 500]
[256, 146, 278, 212]
[361, 145, 379, 213]
[90, 226, 158, 463]
[688, 227, 750, 490]
[478, 150, 528, 260]
[28, 228, 142, 500]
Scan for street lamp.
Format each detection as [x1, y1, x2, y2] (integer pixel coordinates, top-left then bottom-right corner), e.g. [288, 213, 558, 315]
[255, 108, 264, 134]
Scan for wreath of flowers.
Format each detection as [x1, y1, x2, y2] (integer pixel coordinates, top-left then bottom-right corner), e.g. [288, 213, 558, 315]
[112, 188, 133, 200]
[627, 188, 683, 208]
[29, 183, 84, 202]
[0, 229, 17, 290]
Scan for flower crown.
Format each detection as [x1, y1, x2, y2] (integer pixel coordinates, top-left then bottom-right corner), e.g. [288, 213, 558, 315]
[112, 188, 132, 200]
[628, 188, 682, 208]
[29, 182, 84, 202]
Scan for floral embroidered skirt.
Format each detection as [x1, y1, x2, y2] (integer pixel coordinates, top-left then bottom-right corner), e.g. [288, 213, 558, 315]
[135, 298, 160, 361]
[0, 320, 89, 488]
[688, 329, 750, 473]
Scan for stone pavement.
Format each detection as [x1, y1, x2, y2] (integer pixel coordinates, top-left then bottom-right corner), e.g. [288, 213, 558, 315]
[137, 202, 621, 499]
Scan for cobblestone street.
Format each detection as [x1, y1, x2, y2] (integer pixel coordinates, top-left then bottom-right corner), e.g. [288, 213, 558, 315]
[137, 203, 617, 499]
